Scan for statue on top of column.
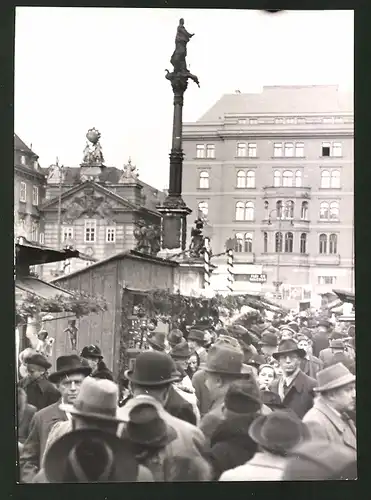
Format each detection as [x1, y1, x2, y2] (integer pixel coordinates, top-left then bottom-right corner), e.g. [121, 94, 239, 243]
[166, 18, 200, 89]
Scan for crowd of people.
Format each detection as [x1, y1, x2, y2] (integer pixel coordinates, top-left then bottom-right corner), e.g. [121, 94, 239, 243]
[17, 310, 356, 482]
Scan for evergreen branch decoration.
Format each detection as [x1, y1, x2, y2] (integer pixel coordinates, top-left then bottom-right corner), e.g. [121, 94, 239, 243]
[16, 290, 108, 324]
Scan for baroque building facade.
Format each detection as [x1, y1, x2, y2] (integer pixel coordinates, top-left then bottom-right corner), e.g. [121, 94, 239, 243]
[182, 85, 354, 305]
[14, 130, 165, 280]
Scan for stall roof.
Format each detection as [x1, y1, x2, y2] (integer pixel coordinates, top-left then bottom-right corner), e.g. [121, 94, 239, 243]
[16, 276, 73, 299]
[50, 249, 179, 283]
[16, 240, 79, 266]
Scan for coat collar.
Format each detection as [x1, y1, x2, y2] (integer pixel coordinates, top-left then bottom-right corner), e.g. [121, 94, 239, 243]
[314, 398, 356, 449]
[284, 369, 307, 394]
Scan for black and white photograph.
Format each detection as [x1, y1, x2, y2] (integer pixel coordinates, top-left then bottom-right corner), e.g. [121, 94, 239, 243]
[14, 7, 355, 482]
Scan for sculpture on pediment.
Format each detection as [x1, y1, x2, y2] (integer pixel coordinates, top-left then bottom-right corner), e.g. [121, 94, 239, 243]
[134, 219, 161, 256]
[63, 199, 85, 222]
[120, 157, 139, 183]
[189, 217, 205, 258]
[63, 191, 106, 221]
[97, 199, 114, 220]
[82, 128, 105, 165]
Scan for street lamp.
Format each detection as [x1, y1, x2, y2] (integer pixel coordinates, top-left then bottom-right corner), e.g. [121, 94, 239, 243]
[267, 201, 294, 299]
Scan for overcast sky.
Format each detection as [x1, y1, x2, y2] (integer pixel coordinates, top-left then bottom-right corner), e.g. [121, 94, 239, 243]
[15, 8, 353, 190]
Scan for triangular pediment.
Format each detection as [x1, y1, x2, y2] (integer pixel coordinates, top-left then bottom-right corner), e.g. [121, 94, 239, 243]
[39, 181, 139, 222]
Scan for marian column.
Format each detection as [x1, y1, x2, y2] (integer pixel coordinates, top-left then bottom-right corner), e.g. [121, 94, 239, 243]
[157, 18, 200, 253]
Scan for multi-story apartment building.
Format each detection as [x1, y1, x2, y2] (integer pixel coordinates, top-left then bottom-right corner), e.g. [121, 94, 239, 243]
[14, 134, 46, 244]
[182, 85, 354, 305]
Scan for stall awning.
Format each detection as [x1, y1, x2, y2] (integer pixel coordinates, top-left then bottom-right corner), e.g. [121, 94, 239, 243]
[15, 276, 73, 299]
[332, 289, 355, 305]
[16, 240, 79, 266]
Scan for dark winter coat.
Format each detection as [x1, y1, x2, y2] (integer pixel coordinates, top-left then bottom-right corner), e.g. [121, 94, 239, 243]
[300, 354, 323, 379]
[207, 414, 258, 480]
[270, 370, 317, 419]
[165, 385, 197, 426]
[19, 376, 61, 411]
[20, 401, 67, 483]
[18, 403, 37, 444]
[92, 360, 114, 381]
[312, 331, 330, 358]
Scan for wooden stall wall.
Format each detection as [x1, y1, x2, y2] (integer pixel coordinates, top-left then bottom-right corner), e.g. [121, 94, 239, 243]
[47, 261, 120, 371]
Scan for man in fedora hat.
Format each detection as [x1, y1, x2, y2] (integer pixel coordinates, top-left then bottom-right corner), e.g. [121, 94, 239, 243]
[147, 332, 168, 352]
[187, 328, 208, 364]
[119, 351, 210, 474]
[20, 355, 91, 483]
[302, 363, 356, 458]
[312, 319, 331, 357]
[125, 351, 197, 425]
[206, 379, 263, 479]
[258, 332, 279, 365]
[167, 329, 185, 351]
[270, 339, 317, 419]
[296, 334, 323, 379]
[19, 353, 60, 411]
[80, 344, 114, 381]
[219, 410, 309, 481]
[169, 341, 200, 425]
[199, 341, 260, 440]
[318, 338, 353, 368]
[33, 378, 153, 482]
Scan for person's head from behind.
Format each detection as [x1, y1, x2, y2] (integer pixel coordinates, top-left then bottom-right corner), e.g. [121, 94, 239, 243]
[125, 351, 180, 406]
[222, 377, 262, 420]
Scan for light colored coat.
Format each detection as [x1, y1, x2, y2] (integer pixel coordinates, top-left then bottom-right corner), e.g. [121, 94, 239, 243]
[303, 397, 356, 458]
[219, 451, 287, 481]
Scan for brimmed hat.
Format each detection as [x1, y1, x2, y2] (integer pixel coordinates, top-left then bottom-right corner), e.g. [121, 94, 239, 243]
[279, 326, 297, 337]
[259, 332, 278, 347]
[188, 329, 205, 344]
[329, 339, 345, 349]
[60, 377, 122, 422]
[224, 377, 262, 415]
[124, 351, 181, 386]
[49, 355, 92, 384]
[167, 329, 184, 348]
[248, 410, 309, 454]
[272, 339, 306, 360]
[287, 322, 300, 334]
[24, 353, 51, 370]
[247, 354, 266, 369]
[282, 440, 356, 480]
[44, 428, 138, 482]
[314, 363, 355, 393]
[80, 345, 103, 359]
[260, 390, 285, 409]
[204, 343, 246, 376]
[123, 401, 177, 448]
[147, 332, 167, 352]
[227, 325, 253, 346]
[169, 340, 191, 360]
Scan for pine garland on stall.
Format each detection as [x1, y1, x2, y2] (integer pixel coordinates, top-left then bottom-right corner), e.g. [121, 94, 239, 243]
[16, 291, 108, 325]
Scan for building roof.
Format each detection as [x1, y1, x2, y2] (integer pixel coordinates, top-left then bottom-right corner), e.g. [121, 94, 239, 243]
[16, 239, 80, 266]
[14, 134, 38, 157]
[196, 85, 354, 122]
[16, 276, 73, 299]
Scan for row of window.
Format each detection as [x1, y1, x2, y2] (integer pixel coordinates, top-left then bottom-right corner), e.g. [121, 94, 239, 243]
[197, 199, 339, 222]
[19, 182, 39, 205]
[19, 155, 39, 170]
[233, 231, 338, 255]
[63, 223, 117, 243]
[195, 141, 343, 159]
[236, 117, 346, 125]
[198, 169, 341, 189]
